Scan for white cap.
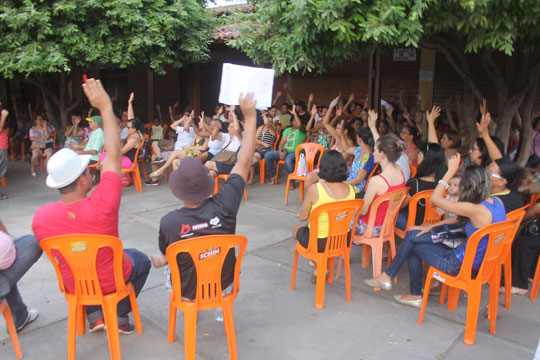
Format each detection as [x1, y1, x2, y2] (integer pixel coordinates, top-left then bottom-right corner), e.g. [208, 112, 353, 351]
[46, 148, 91, 189]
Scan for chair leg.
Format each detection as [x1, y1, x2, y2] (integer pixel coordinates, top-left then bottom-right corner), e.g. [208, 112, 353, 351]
[344, 251, 352, 303]
[259, 159, 265, 184]
[2, 301, 23, 359]
[1, 176, 5, 188]
[361, 243, 371, 268]
[290, 251, 298, 291]
[530, 258, 540, 301]
[439, 284, 448, 305]
[222, 301, 238, 360]
[103, 300, 122, 360]
[327, 257, 335, 284]
[168, 301, 177, 343]
[128, 286, 143, 334]
[418, 270, 433, 324]
[371, 242, 383, 280]
[463, 289, 482, 345]
[335, 256, 343, 279]
[243, 187, 248, 201]
[488, 274, 500, 334]
[314, 260, 327, 309]
[76, 305, 86, 335]
[284, 178, 290, 205]
[299, 180, 304, 201]
[67, 301, 78, 360]
[447, 288, 460, 311]
[142, 161, 148, 181]
[183, 306, 198, 360]
[40, 156, 44, 173]
[503, 256, 512, 309]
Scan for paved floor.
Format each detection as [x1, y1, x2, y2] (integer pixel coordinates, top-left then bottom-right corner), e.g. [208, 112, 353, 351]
[0, 160, 539, 359]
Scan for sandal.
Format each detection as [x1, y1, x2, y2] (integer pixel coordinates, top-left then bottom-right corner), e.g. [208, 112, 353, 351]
[0, 193, 7, 200]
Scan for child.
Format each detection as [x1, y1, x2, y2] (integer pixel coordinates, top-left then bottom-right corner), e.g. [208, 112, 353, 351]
[436, 175, 461, 218]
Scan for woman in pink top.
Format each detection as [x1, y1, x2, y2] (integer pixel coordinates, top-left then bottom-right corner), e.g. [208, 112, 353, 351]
[354, 112, 406, 238]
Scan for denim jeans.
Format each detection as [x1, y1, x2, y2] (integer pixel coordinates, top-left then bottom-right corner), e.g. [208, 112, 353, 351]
[385, 230, 461, 295]
[0, 235, 42, 328]
[86, 249, 151, 325]
[395, 212, 407, 231]
[264, 150, 296, 178]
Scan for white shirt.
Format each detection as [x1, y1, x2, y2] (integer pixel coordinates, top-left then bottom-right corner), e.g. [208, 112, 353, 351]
[120, 127, 128, 140]
[220, 132, 242, 152]
[396, 153, 410, 182]
[174, 127, 196, 151]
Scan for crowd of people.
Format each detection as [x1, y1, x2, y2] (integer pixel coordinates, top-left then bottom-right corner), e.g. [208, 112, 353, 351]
[0, 78, 539, 345]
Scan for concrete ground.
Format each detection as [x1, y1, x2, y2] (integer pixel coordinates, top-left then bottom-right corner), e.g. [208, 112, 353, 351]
[0, 159, 539, 359]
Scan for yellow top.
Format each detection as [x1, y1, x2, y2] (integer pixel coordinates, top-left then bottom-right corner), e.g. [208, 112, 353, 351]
[310, 182, 355, 238]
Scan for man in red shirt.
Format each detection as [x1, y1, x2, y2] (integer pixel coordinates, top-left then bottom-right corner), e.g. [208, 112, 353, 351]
[32, 79, 150, 334]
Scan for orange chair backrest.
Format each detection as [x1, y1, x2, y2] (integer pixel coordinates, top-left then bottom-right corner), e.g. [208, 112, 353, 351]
[365, 163, 379, 188]
[40, 234, 128, 301]
[500, 206, 527, 258]
[124, 139, 144, 171]
[166, 235, 247, 308]
[363, 187, 410, 238]
[308, 199, 364, 255]
[457, 220, 515, 282]
[406, 190, 441, 227]
[293, 143, 325, 174]
[529, 193, 540, 208]
[409, 163, 417, 179]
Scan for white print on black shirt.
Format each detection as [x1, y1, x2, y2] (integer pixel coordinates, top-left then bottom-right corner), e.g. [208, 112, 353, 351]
[210, 216, 222, 229]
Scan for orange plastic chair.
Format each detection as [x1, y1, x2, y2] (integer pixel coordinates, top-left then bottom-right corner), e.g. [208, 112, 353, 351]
[1, 299, 23, 359]
[364, 163, 379, 189]
[274, 136, 309, 185]
[418, 219, 517, 345]
[139, 134, 150, 181]
[259, 133, 280, 184]
[86, 145, 105, 175]
[346, 187, 409, 282]
[39, 130, 57, 172]
[213, 174, 247, 200]
[166, 235, 247, 360]
[284, 143, 324, 205]
[409, 163, 417, 179]
[121, 139, 145, 193]
[499, 207, 527, 308]
[40, 234, 143, 360]
[529, 193, 540, 207]
[394, 190, 441, 240]
[531, 253, 540, 301]
[1, 176, 5, 188]
[291, 199, 364, 309]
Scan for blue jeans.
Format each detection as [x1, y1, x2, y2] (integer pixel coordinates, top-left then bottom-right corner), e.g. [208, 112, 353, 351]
[86, 249, 151, 325]
[385, 230, 461, 295]
[395, 212, 407, 231]
[264, 150, 296, 178]
[0, 235, 42, 328]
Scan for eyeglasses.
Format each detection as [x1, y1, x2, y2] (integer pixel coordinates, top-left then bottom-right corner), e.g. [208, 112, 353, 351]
[487, 170, 504, 180]
[127, 126, 134, 129]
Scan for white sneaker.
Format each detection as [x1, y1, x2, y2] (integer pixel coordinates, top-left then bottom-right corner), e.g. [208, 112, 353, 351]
[17, 309, 38, 332]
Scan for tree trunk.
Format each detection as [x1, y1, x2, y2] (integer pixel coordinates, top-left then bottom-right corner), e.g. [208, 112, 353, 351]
[516, 76, 538, 166]
[462, 83, 477, 147]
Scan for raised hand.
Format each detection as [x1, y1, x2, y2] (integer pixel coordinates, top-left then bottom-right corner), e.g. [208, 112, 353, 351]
[447, 153, 461, 175]
[275, 90, 282, 99]
[311, 104, 317, 116]
[128, 92, 134, 103]
[292, 104, 296, 114]
[348, 92, 355, 102]
[198, 111, 205, 123]
[479, 98, 487, 116]
[368, 109, 378, 128]
[426, 105, 441, 124]
[336, 105, 343, 117]
[82, 79, 112, 111]
[217, 105, 224, 116]
[239, 92, 257, 119]
[308, 92, 314, 103]
[155, 104, 161, 111]
[476, 112, 491, 137]
[329, 95, 340, 109]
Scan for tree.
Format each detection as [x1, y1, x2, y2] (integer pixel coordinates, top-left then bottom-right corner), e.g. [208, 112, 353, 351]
[229, 0, 540, 164]
[0, 0, 214, 130]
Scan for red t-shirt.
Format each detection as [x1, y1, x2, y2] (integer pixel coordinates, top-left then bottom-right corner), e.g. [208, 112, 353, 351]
[0, 126, 8, 150]
[32, 171, 133, 294]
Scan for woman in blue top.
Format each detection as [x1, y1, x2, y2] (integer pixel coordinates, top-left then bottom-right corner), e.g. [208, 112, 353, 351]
[343, 127, 375, 194]
[365, 153, 506, 308]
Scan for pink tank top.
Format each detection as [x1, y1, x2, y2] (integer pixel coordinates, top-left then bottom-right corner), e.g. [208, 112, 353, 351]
[360, 173, 405, 226]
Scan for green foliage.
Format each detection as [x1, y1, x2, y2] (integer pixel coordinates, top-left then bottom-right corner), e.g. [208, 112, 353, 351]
[0, 0, 215, 78]
[228, 0, 540, 73]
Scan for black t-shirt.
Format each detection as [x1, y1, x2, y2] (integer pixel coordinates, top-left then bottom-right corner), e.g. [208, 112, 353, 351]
[400, 177, 437, 225]
[159, 173, 245, 300]
[297, 111, 311, 127]
[496, 190, 523, 214]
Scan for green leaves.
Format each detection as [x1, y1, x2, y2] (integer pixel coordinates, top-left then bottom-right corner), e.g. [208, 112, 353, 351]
[0, 0, 214, 78]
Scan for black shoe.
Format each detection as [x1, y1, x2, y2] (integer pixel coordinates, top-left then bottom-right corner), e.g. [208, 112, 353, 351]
[118, 323, 135, 335]
[144, 179, 159, 186]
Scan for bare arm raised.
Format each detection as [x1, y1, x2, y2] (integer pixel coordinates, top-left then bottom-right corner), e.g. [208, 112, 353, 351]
[82, 79, 121, 175]
[231, 93, 257, 182]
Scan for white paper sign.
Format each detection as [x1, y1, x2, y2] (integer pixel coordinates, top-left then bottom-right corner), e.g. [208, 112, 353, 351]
[218, 63, 275, 109]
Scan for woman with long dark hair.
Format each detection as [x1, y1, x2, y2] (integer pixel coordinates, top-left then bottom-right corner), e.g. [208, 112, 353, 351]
[365, 154, 506, 308]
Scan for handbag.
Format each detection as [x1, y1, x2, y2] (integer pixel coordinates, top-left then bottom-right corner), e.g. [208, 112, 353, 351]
[212, 150, 237, 165]
[431, 223, 467, 248]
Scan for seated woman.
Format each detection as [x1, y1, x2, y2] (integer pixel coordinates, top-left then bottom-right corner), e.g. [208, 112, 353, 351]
[64, 113, 87, 149]
[292, 150, 355, 280]
[248, 111, 276, 184]
[343, 128, 375, 196]
[365, 154, 506, 308]
[401, 124, 420, 167]
[146, 120, 209, 184]
[354, 132, 406, 238]
[29, 114, 53, 177]
[99, 117, 143, 169]
[205, 112, 243, 177]
[395, 142, 447, 230]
